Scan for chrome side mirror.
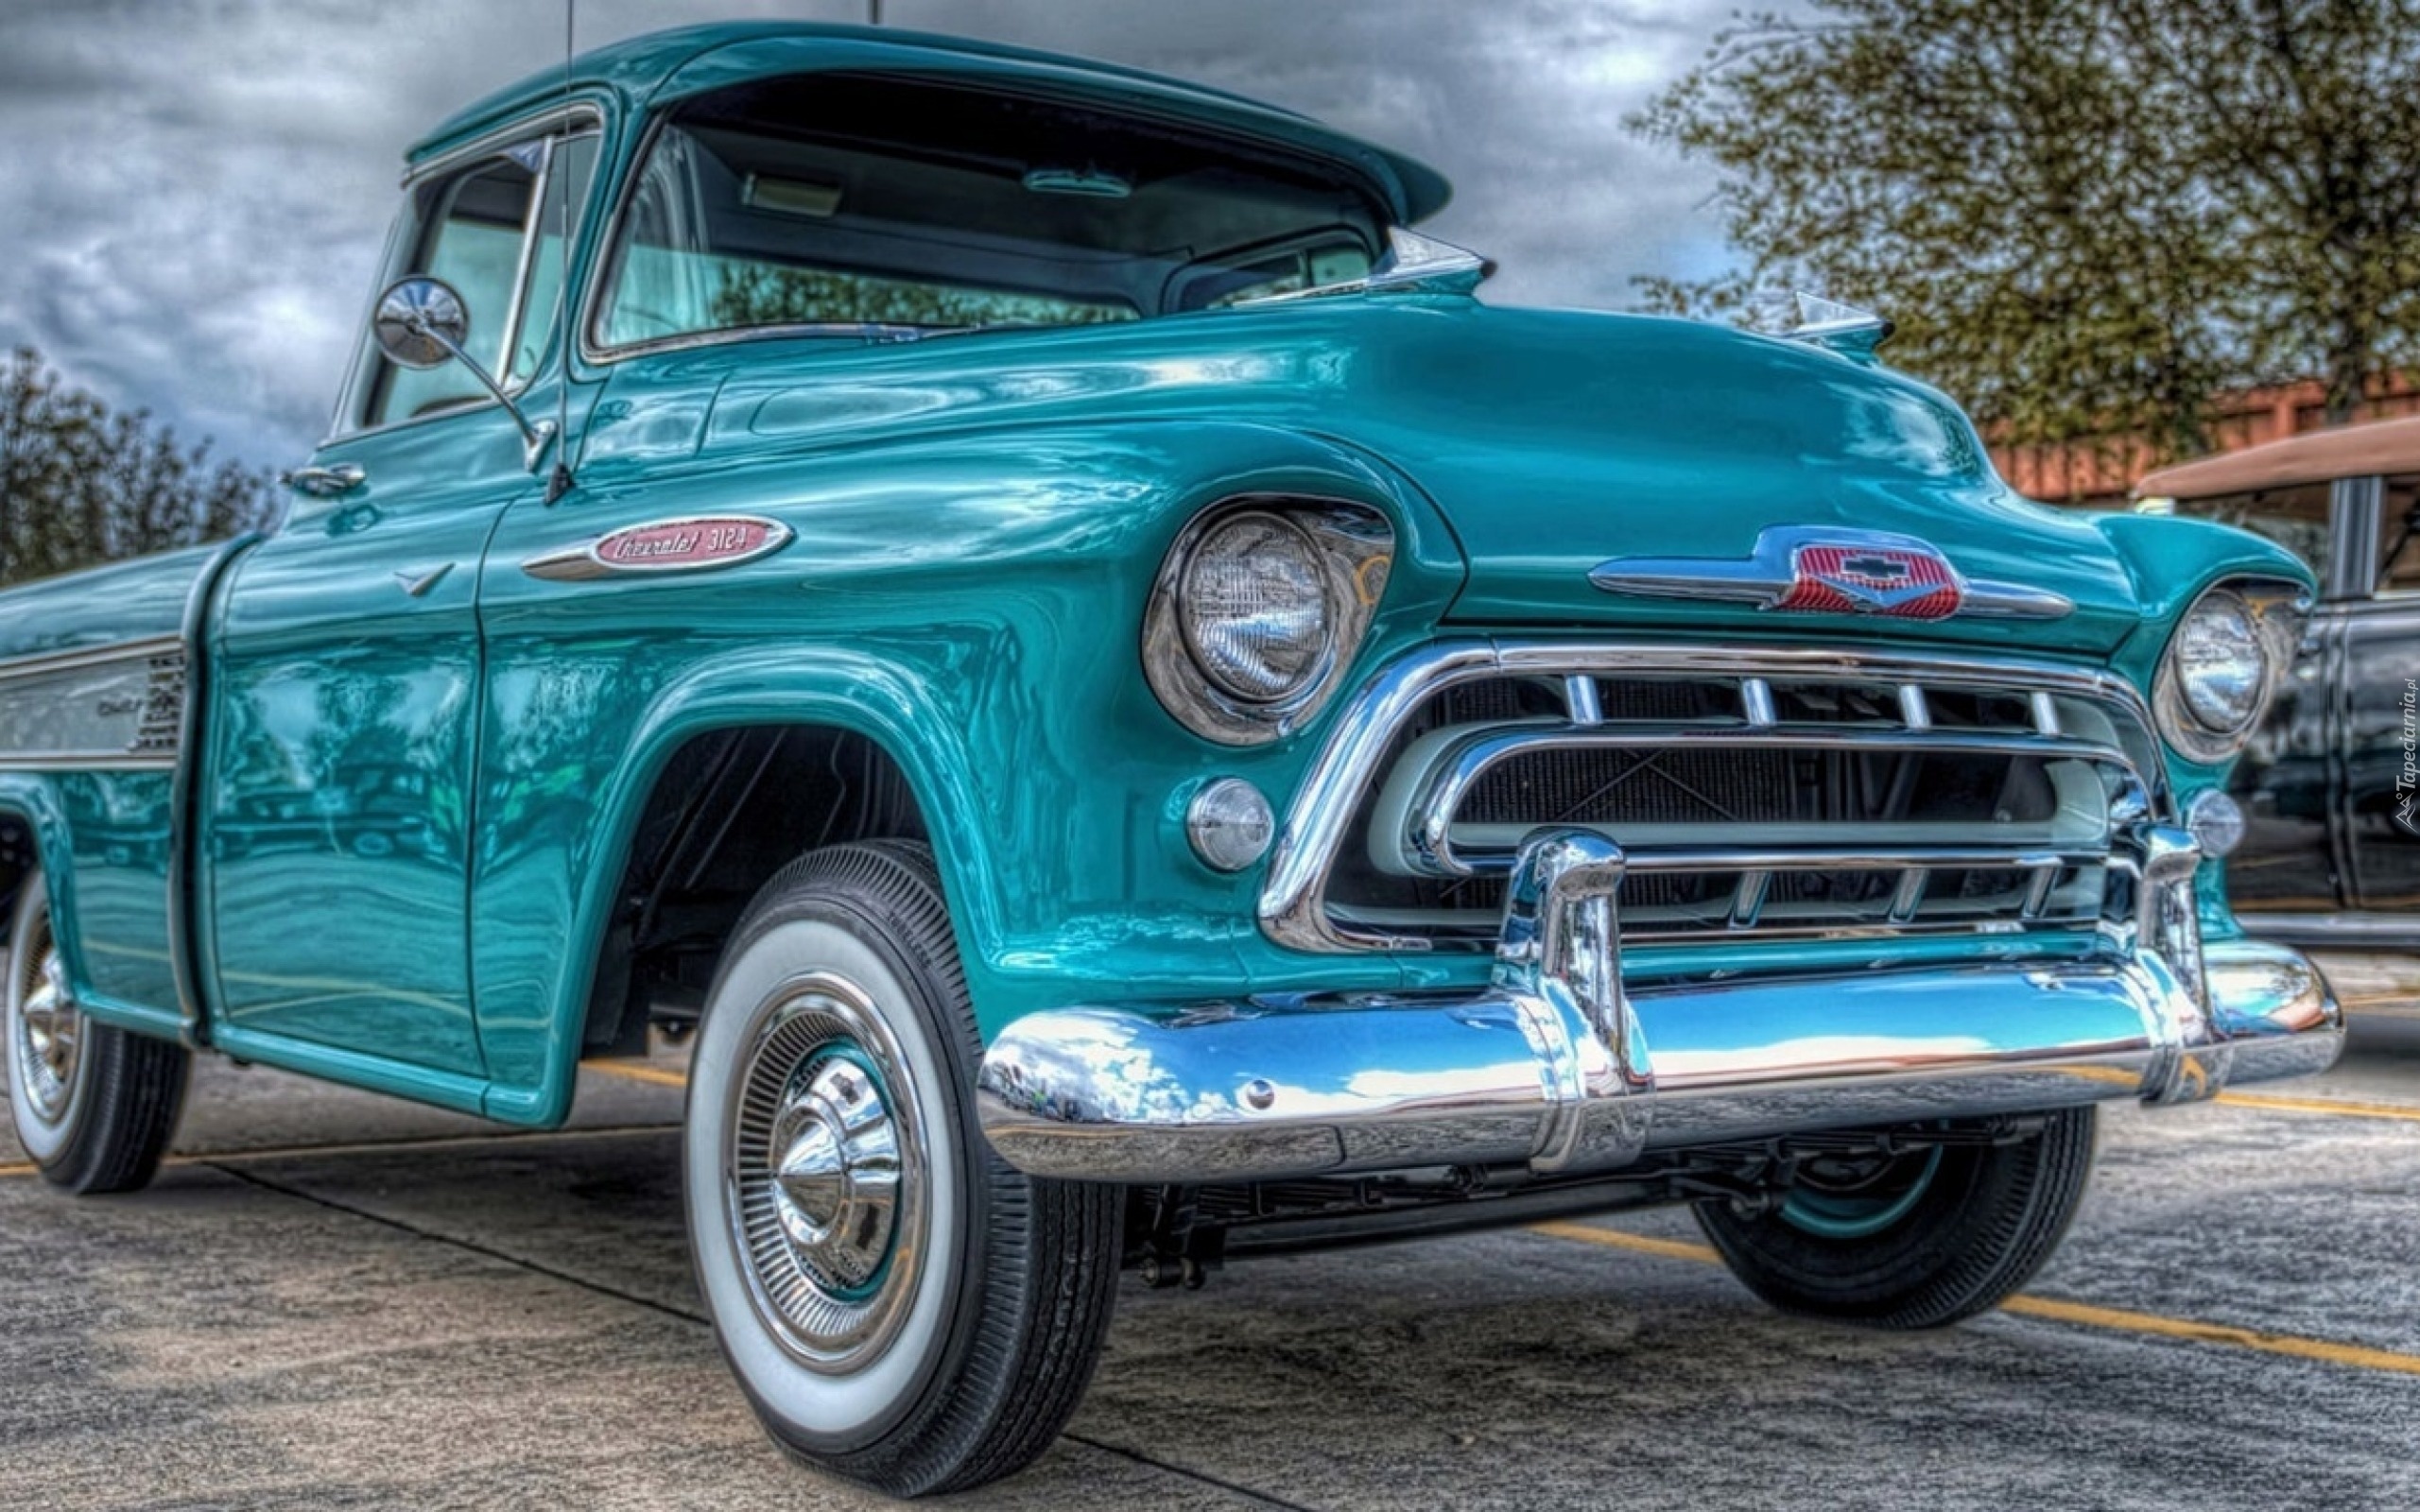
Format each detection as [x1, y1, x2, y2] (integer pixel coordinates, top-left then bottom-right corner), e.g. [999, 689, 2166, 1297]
[372, 277, 472, 370]
[368, 275, 554, 470]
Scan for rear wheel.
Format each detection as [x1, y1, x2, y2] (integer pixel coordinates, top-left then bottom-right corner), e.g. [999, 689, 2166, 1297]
[684, 841, 1120, 1497]
[5, 871, 189, 1194]
[1692, 1109, 2096, 1329]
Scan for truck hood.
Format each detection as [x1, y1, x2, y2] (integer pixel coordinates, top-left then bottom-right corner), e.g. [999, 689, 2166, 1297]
[1307, 303, 2145, 655]
[637, 299, 2152, 657]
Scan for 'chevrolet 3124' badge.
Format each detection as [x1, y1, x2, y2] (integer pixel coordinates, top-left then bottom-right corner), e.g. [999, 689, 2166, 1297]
[522, 515, 796, 581]
[1588, 525, 2072, 621]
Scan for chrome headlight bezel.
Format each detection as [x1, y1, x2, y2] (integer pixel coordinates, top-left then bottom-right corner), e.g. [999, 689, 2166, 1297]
[1142, 497, 1393, 746]
[2152, 580, 2307, 765]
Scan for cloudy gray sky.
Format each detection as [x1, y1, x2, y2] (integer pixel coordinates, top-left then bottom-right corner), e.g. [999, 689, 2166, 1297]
[0, 0, 1740, 470]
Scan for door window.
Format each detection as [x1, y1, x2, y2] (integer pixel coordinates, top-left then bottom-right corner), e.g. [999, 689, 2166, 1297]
[340, 127, 598, 435]
[2375, 475, 2420, 593]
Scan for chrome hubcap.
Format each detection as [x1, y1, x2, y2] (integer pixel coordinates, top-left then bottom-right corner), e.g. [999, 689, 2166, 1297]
[769, 1057, 902, 1294]
[728, 974, 925, 1373]
[12, 937, 78, 1126]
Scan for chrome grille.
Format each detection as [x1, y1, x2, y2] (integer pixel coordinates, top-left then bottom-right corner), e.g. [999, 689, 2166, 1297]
[1261, 642, 2166, 954]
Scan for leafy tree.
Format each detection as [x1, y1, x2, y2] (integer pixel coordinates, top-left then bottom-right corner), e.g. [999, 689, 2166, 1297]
[710, 264, 1131, 333]
[0, 347, 281, 587]
[1633, 0, 2420, 463]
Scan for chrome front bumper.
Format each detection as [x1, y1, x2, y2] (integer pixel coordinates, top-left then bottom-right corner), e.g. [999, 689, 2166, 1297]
[977, 829, 2345, 1185]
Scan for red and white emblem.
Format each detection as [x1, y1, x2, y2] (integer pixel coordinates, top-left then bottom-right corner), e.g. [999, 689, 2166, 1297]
[1774, 541, 1962, 620]
[1591, 526, 2070, 622]
[521, 515, 795, 582]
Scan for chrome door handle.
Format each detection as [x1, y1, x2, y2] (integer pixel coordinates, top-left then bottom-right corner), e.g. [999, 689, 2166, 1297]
[282, 463, 367, 498]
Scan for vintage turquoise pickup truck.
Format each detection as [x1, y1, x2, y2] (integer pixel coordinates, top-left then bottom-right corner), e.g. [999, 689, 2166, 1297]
[0, 21, 2347, 1496]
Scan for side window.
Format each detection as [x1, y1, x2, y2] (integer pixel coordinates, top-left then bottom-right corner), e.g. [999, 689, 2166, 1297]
[1186, 244, 1374, 310]
[2377, 475, 2420, 593]
[361, 151, 541, 430]
[510, 134, 600, 386]
[346, 128, 599, 434]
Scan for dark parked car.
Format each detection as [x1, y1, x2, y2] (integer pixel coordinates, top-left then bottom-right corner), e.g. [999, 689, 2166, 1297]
[2137, 417, 2420, 1008]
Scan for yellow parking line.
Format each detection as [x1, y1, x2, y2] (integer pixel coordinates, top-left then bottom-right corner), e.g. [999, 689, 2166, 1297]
[1532, 1220, 2420, 1378]
[2063, 1064, 2420, 1123]
[1530, 1220, 1717, 1263]
[581, 1059, 691, 1090]
[1998, 1295, 2420, 1376]
[2212, 1091, 2420, 1124]
[2, 1124, 676, 1182]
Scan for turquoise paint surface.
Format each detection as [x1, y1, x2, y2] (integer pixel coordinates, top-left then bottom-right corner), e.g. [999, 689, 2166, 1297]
[0, 24, 2317, 1126]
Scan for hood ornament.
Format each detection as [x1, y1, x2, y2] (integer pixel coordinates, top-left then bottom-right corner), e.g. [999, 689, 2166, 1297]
[1589, 526, 2072, 622]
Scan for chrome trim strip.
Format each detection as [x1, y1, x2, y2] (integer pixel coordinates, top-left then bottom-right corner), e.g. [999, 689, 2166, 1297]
[0, 753, 179, 773]
[0, 634, 188, 773]
[490, 134, 556, 390]
[2243, 912, 2420, 949]
[1259, 638, 2165, 954]
[980, 834, 2343, 1185]
[0, 634, 184, 685]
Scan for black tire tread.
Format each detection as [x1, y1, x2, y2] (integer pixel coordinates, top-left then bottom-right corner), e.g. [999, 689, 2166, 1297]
[44, 1026, 189, 1196]
[10, 873, 189, 1197]
[705, 840, 1120, 1498]
[1692, 1108, 2097, 1330]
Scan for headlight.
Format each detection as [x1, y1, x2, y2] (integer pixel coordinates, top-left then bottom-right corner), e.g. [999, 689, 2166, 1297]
[1178, 513, 1333, 703]
[2153, 583, 2297, 763]
[1142, 498, 1393, 746]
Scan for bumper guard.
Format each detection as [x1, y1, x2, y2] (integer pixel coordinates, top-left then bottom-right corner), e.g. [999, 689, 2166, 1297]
[976, 828, 2343, 1184]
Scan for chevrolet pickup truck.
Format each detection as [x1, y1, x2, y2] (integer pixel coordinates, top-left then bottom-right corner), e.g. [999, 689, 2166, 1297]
[0, 22, 2345, 1497]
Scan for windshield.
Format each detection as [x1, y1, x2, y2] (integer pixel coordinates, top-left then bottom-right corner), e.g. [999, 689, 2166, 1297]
[592, 73, 1386, 351]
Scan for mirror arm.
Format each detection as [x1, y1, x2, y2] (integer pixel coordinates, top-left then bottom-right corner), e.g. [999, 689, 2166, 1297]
[406, 314, 557, 472]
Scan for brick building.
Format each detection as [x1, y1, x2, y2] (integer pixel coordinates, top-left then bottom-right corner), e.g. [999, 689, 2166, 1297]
[1989, 376, 2420, 507]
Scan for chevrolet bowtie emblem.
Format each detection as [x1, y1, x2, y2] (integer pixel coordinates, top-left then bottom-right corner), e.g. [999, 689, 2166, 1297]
[1588, 527, 2073, 622]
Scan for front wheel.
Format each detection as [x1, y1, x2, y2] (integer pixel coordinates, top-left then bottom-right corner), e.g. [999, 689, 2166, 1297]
[684, 841, 1121, 1497]
[5, 870, 189, 1194]
[1693, 1108, 2097, 1329]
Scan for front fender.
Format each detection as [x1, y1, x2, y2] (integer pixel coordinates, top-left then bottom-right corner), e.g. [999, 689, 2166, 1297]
[474, 418, 1464, 1125]
[475, 648, 997, 1126]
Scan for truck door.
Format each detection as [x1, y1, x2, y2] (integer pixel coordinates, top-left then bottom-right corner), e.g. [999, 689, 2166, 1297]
[2344, 472, 2420, 912]
[2198, 481, 2345, 915]
[199, 124, 596, 1081]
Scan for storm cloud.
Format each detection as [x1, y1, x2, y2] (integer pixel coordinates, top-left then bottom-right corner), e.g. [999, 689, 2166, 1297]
[0, 0, 1737, 469]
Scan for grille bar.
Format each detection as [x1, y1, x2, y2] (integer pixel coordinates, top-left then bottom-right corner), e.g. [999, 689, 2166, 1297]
[1259, 641, 2166, 956]
[1405, 722, 2134, 879]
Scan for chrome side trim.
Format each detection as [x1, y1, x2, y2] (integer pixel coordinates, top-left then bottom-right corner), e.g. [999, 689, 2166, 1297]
[0, 634, 189, 772]
[2245, 912, 2420, 950]
[980, 831, 2343, 1185]
[0, 634, 185, 683]
[1259, 638, 2165, 954]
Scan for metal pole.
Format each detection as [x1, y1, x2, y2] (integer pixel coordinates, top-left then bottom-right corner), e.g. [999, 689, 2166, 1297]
[869, 0, 882, 24]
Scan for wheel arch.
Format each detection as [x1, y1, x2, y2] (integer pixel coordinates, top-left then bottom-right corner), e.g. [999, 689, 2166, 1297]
[0, 780, 77, 984]
[493, 647, 1000, 1125]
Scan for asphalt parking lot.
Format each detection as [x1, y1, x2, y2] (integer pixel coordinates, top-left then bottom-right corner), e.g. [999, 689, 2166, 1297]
[7, 1014, 2419, 1511]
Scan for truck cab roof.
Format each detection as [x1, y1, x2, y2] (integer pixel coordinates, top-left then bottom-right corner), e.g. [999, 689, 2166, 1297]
[406, 21, 1453, 226]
